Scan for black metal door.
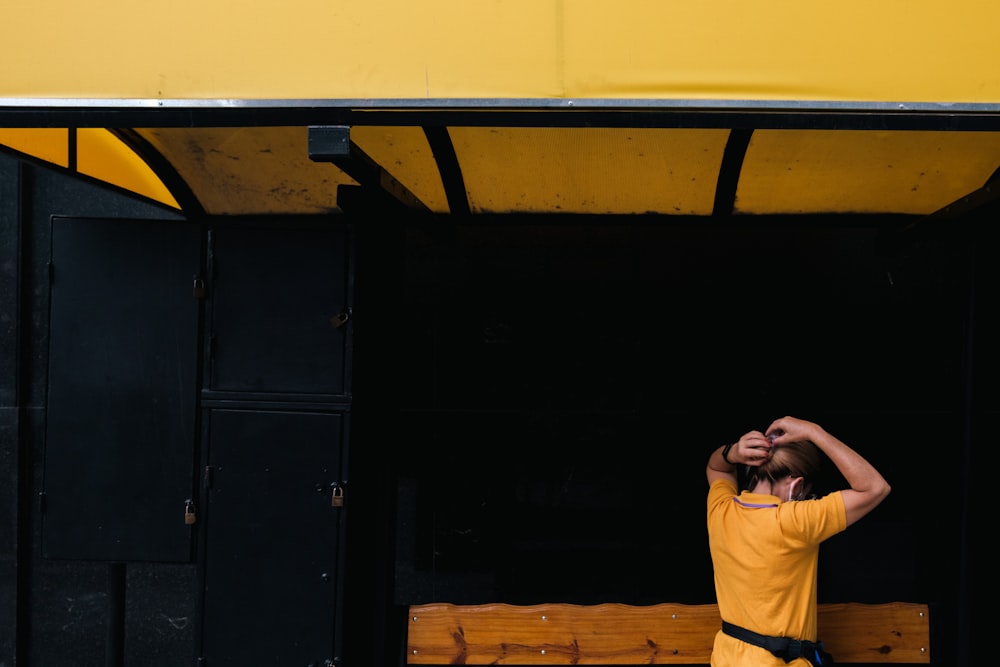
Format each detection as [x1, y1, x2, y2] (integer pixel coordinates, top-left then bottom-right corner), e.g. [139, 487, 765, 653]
[198, 222, 353, 666]
[43, 216, 201, 561]
[205, 224, 352, 397]
[200, 409, 347, 666]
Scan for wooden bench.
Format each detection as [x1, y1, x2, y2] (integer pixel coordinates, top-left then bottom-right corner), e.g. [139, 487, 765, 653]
[406, 602, 930, 664]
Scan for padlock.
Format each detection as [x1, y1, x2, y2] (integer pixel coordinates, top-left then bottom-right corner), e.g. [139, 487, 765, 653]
[184, 499, 197, 525]
[329, 310, 350, 330]
[331, 485, 344, 508]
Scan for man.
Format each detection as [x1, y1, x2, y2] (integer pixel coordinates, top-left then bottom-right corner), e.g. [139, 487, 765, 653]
[705, 416, 891, 666]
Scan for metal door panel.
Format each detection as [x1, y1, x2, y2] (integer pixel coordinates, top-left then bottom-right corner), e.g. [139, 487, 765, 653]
[43, 216, 201, 561]
[206, 226, 352, 396]
[200, 408, 347, 666]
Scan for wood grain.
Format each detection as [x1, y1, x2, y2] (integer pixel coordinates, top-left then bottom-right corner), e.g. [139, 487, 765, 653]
[406, 601, 930, 664]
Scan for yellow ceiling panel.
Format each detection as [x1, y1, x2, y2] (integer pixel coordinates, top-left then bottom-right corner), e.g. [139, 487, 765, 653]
[77, 129, 178, 208]
[138, 127, 351, 215]
[736, 130, 1000, 215]
[0, 128, 69, 167]
[74, 124, 997, 218]
[450, 127, 729, 215]
[351, 126, 450, 214]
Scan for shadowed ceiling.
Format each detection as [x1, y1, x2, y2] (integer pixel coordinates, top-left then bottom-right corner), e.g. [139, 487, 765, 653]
[127, 119, 1000, 219]
[3, 110, 1000, 222]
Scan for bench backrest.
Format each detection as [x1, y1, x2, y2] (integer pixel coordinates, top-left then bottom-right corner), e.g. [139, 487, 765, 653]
[406, 601, 930, 664]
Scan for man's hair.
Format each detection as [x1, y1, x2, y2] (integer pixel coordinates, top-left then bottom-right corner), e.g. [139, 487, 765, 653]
[745, 440, 822, 499]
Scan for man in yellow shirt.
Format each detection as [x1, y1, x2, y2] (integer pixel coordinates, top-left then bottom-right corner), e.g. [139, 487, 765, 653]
[706, 416, 891, 666]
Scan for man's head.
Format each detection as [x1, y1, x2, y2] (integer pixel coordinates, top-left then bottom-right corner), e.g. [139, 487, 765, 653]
[747, 439, 822, 501]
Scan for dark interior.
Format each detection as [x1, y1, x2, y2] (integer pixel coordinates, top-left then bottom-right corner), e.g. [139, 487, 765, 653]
[352, 217, 975, 661]
[1, 153, 988, 666]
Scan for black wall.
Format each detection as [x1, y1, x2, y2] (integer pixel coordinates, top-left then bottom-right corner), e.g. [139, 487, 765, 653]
[0, 155, 195, 667]
[0, 152, 20, 665]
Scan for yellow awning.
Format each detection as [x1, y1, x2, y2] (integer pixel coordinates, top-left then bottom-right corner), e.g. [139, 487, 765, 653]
[3, 0, 1000, 105]
[3, 1, 1000, 219]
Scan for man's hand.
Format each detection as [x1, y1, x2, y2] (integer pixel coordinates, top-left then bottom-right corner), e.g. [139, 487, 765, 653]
[731, 430, 773, 467]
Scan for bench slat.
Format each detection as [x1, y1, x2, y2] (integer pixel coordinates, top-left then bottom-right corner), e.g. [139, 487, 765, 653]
[406, 602, 929, 664]
[818, 602, 929, 663]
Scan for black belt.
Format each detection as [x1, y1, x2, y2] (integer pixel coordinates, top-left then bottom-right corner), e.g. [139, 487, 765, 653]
[721, 620, 834, 665]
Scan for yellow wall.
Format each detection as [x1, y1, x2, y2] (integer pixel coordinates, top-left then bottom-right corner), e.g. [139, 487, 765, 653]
[2, 0, 998, 104]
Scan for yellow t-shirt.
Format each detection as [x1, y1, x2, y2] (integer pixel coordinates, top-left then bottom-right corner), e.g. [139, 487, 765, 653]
[706, 479, 847, 667]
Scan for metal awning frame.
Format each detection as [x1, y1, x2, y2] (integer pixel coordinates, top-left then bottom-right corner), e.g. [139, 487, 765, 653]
[4, 98, 1000, 131]
[5, 97, 1000, 225]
